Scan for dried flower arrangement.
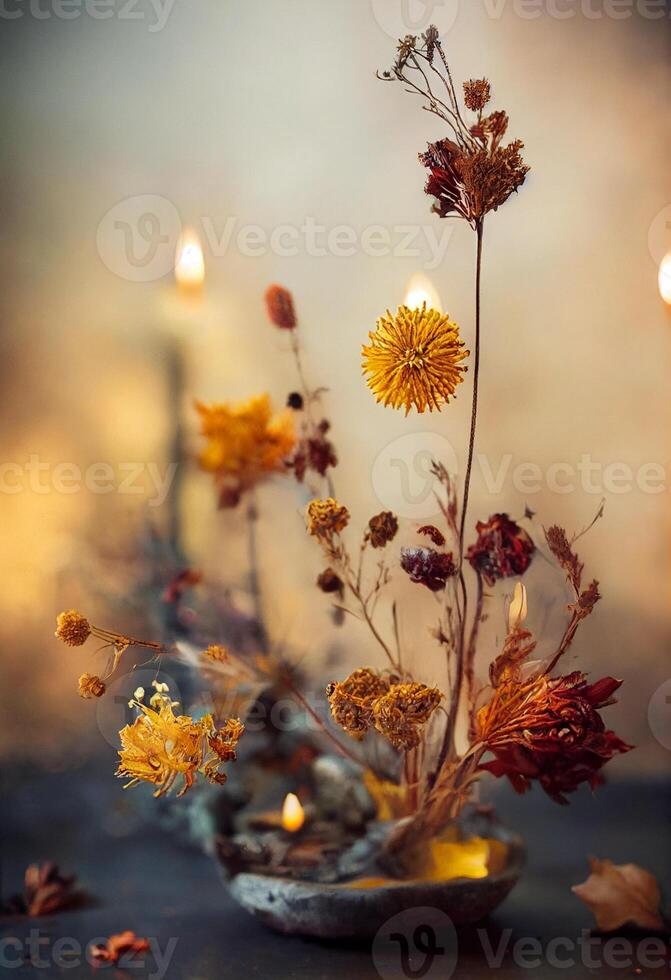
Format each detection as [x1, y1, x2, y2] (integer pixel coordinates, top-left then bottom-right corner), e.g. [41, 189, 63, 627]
[55, 27, 633, 890]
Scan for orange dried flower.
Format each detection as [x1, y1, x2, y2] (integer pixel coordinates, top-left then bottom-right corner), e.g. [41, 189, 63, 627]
[203, 644, 229, 664]
[55, 610, 91, 647]
[463, 78, 491, 112]
[372, 683, 443, 751]
[78, 673, 106, 699]
[89, 932, 150, 965]
[265, 284, 297, 330]
[326, 668, 389, 740]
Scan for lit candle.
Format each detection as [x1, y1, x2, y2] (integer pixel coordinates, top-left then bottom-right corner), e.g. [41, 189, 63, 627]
[659, 253, 671, 306]
[281, 793, 305, 833]
[404, 273, 442, 312]
[174, 228, 205, 296]
[508, 582, 528, 632]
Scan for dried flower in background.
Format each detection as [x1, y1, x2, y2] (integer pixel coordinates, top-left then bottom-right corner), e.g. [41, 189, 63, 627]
[89, 932, 151, 965]
[401, 547, 456, 591]
[463, 78, 491, 112]
[572, 858, 666, 932]
[362, 305, 469, 414]
[367, 511, 399, 549]
[265, 283, 297, 330]
[202, 644, 229, 664]
[316, 567, 344, 596]
[117, 698, 244, 797]
[287, 392, 304, 410]
[78, 673, 106, 699]
[161, 568, 203, 604]
[307, 498, 350, 541]
[1, 862, 87, 917]
[372, 683, 443, 751]
[55, 609, 91, 646]
[466, 513, 535, 586]
[478, 673, 632, 803]
[417, 525, 446, 547]
[196, 394, 295, 507]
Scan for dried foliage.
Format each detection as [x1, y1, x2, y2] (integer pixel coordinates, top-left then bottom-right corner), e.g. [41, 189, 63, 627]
[1, 863, 87, 917]
[572, 859, 666, 932]
[89, 933, 151, 965]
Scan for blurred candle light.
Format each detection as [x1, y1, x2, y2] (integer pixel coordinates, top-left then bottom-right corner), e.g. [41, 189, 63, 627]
[659, 253, 671, 306]
[508, 582, 528, 632]
[281, 793, 305, 833]
[404, 273, 441, 311]
[174, 228, 205, 295]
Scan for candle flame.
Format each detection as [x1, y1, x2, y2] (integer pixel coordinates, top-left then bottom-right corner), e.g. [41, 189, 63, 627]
[175, 228, 205, 292]
[281, 793, 305, 833]
[659, 253, 671, 306]
[403, 273, 441, 312]
[508, 582, 528, 632]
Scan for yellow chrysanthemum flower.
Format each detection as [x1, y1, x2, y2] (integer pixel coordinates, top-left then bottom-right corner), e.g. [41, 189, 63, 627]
[362, 305, 469, 414]
[196, 394, 295, 506]
[307, 498, 350, 540]
[116, 699, 243, 798]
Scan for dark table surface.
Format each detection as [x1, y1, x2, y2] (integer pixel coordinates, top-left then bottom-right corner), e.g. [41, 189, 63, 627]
[1, 766, 669, 979]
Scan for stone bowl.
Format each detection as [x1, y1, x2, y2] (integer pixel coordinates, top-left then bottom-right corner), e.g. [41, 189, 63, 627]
[226, 822, 525, 940]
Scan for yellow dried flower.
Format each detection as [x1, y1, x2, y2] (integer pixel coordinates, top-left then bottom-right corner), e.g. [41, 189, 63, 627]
[307, 498, 350, 540]
[116, 700, 243, 798]
[203, 644, 229, 664]
[372, 683, 443, 751]
[362, 305, 469, 414]
[78, 673, 106, 699]
[55, 610, 91, 647]
[326, 668, 390, 740]
[196, 394, 296, 506]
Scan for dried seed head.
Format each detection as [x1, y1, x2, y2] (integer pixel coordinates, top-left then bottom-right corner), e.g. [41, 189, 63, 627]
[55, 610, 91, 647]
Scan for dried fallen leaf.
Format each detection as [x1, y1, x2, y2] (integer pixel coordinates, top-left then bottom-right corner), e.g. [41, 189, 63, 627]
[1, 862, 86, 917]
[89, 931, 150, 965]
[572, 858, 666, 932]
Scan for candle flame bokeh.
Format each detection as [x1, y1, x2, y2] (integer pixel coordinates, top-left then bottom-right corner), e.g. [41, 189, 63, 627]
[659, 253, 671, 306]
[403, 273, 441, 312]
[281, 793, 305, 833]
[175, 228, 205, 293]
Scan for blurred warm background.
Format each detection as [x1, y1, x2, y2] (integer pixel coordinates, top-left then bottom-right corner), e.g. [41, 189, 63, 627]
[1, 0, 669, 785]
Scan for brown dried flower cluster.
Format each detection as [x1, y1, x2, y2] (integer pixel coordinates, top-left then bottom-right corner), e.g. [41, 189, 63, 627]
[316, 567, 344, 596]
[367, 511, 399, 549]
[55, 610, 91, 647]
[400, 546, 456, 592]
[380, 29, 529, 228]
[326, 668, 442, 751]
[466, 513, 535, 586]
[1, 862, 86, 918]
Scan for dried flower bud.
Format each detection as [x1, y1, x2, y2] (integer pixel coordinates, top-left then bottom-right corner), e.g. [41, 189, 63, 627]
[78, 673, 106, 699]
[55, 610, 91, 647]
[463, 78, 491, 112]
[265, 284, 297, 330]
[317, 568, 344, 595]
[208, 718, 245, 762]
[287, 392, 304, 410]
[307, 498, 349, 539]
[367, 511, 399, 549]
[326, 668, 389, 740]
[203, 644, 229, 663]
[400, 547, 456, 591]
[417, 525, 446, 547]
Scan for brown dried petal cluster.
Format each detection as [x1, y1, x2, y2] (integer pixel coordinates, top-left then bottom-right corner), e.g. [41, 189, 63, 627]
[290, 420, 338, 482]
[545, 525, 584, 591]
[466, 513, 535, 586]
[326, 668, 442, 751]
[400, 547, 456, 591]
[78, 673, 106, 699]
[477, 672, 632, 804]
[367, 511, 399, 549]
[90, 933, 151, 965]
[55, 610, 91, 647]
[317, 567, 344, 596]
[2, 863, 86, 918]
